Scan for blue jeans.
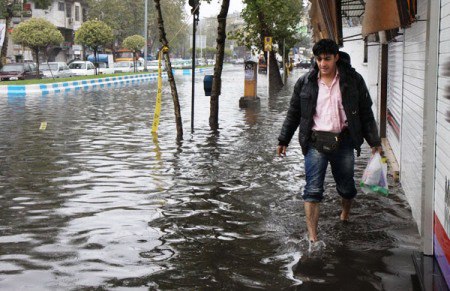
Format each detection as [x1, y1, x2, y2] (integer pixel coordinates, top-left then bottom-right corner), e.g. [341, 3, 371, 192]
[302, 134, 357, 202]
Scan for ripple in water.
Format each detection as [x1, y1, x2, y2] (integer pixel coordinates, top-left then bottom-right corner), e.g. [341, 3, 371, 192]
[0, 67, 420, 290]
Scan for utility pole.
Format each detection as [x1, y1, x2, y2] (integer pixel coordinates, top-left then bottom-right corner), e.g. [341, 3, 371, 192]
[189, 0, 199, 133]
[143, 0, 148, 72]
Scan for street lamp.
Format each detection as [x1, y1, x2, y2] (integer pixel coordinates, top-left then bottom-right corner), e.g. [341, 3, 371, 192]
[189, 0, 199, 133]
[143, 0, 148, 72]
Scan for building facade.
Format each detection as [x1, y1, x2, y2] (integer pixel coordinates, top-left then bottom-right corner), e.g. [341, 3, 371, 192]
[364, 0, 449, 287]
[1, 0, 88, 63]
[308, 0, 450, 287]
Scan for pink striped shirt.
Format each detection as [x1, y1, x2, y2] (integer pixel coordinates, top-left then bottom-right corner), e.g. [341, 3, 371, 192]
[312, 71, 347, 133]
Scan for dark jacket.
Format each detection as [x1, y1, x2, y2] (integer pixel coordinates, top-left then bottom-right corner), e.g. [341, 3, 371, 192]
[278, 62, 381, 156]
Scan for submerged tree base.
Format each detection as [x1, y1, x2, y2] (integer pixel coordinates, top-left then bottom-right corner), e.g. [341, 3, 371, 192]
[239, 96, 261, 109]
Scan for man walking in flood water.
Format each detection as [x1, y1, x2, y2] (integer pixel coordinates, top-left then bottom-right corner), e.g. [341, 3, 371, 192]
[276, 39, 382, 243]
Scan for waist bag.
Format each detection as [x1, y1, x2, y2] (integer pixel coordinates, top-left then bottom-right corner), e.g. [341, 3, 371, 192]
[311, 130, 343, 154]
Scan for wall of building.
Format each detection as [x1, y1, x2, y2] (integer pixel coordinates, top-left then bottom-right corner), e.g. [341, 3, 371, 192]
[436, 0, 450, 237]
[367, 45, 380, 121]
[31, 1, 83, 30]
[341, 26, 368, 81]
[3, 0, 86, 63]
[32, 1, 66, 28]
[386, 36, 403, 164]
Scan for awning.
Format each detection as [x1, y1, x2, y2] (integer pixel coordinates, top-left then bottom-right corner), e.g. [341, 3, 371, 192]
[362, 0, 417, 37]
[361, 0, 401, 37]
[309, 0, 343, 46]
[308, 0, 416, 44]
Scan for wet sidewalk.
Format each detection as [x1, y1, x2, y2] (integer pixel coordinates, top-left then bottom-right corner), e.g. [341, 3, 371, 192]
[0, 66, 420, 290]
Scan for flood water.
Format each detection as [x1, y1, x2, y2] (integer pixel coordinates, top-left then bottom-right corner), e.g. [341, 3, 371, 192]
[0, 65, 420, 290]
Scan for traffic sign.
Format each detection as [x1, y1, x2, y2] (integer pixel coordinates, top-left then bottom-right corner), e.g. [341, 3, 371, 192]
[264, 36, 272, 52]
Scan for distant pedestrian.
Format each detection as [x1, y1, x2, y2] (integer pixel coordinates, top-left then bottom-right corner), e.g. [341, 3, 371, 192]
[276, 39, 382, 243]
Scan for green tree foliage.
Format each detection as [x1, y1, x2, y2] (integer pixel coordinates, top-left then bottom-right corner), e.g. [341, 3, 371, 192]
[85, 0, 187, 57]
[11, 18, 64, 77]
[123, 35, 146, 52]
[75, 20, 113, 75]
[75, 20, 113, 51]
[33, 0, 53, 9]
[122, 35, 145, 72]
[232, 0, 305, 53]
[153, 0, 187, 57]
[85, 0, 142, 45]
[0, 1, 10, 18]
[229, 0, 305, 90]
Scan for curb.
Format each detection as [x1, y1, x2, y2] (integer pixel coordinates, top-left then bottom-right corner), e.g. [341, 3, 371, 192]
[381, 138, 400, 182]
[172, 68, 213, 76]
[0, 72, 167, 98]
[0, 68, 214, 98]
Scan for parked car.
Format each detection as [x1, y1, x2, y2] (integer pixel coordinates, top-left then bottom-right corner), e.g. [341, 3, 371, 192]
[113, 61, 143, 73]
[295, 59, 312, 69]
[68, 61, 96, 76]
[40, 62, 73, 78]
[113, 61, 133, 73]
[87, 54, 115, 75]
[97, 62, 115, 75]
[0, 63, 41, 81]
[146, 60, 160, 71]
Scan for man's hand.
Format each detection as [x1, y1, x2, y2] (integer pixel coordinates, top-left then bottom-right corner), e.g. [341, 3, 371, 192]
[371, 146, 383, 155]
[277, 145, 287, 157]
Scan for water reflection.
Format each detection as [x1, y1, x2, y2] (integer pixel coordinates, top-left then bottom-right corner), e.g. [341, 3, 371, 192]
[0, 66, 419, 290]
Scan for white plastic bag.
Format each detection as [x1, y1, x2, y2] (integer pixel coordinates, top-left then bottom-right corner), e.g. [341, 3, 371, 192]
[360, 152, 389, 196]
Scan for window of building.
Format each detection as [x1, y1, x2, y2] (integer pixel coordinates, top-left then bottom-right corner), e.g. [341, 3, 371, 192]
[58, 2, 65, 11]
[66, 5, 72, 18]
[75, 6, 80, 21]
[82, 8, 87, 22]
[35, 2, 50, 9]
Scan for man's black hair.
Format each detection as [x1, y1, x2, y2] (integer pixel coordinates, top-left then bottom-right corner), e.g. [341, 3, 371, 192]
[339, 51, 351, 65]
[312, 39, 339, 56]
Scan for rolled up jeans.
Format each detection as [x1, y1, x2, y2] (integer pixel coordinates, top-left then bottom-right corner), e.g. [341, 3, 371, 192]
[302, 133, 357, 202]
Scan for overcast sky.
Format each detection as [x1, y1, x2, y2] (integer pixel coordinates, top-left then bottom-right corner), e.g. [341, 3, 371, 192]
[184, 1, 245, 18]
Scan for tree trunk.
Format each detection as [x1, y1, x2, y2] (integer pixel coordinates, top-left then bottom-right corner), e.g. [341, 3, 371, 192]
[34, 48, 41, 79]
[255, 4, 283, 92]
[269, 50, 283, 92]
[94, 48, 98, 75]
[154, 0, 183, 140]
[209, 0, 230, 130]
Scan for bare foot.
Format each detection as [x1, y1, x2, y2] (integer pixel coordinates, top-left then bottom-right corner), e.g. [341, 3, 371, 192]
[340, 198, 352, 222]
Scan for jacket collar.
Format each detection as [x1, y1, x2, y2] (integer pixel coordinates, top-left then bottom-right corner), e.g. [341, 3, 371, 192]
[308, 62, 352, 83]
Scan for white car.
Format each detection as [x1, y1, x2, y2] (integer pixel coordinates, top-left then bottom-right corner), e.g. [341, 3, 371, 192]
[68, 61, 96, 76]
[115, 60, 146, 73]
[114, 61, 136, 73]
[40, 62, 73, 78]
[97, 63, 115, 75]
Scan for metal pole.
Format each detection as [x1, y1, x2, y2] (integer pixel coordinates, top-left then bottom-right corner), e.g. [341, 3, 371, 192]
[143, 0, 148, 72]
[421, 0, 440, 256]
[267, 51, 270, 97]
[283, 38, 286, 84]
[191, 10, 198, 133]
